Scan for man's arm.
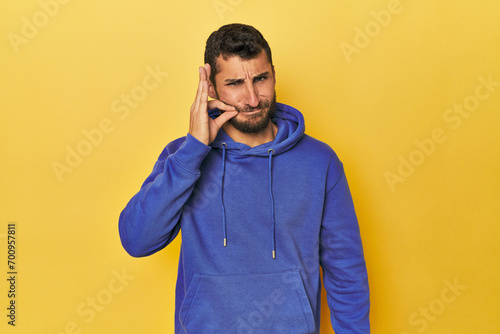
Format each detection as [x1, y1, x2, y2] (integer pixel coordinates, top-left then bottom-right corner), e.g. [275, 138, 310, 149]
[118, 65, 238, 257]
[118, 134, 211, 257]
[320, 160, 370, 333]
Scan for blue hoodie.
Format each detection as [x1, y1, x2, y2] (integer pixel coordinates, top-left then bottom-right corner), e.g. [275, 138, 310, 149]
[119, 103, 370, 333]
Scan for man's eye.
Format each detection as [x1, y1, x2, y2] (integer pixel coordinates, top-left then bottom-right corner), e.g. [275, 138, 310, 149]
[255, 76, 267, 82]
[227, 81, 241, 86]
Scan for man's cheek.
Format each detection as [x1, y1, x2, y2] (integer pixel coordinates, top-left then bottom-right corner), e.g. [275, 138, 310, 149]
[218, 91, 240, 107]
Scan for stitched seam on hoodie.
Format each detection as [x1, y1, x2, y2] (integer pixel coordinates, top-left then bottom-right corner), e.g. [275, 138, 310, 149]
[181, 277, 202, 325]
[326, 164, 345, 194]
[169, 154, 202, 176]
[295, 289, 313, 332]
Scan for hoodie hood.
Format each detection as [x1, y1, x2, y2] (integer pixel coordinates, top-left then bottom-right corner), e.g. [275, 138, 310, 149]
[208, 102, 305, 156]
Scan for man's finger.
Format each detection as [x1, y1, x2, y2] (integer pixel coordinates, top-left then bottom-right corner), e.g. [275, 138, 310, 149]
[214, 110, 238, 128]
[199, 80, 208, 115]
[200, 65, 208, 82]
[207, 99, 236, 111]
[192, 67, 204, 114]
[205, 63, 211, 81]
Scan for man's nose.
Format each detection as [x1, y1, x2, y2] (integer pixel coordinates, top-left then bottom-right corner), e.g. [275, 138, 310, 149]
[242, 82, 259, 108]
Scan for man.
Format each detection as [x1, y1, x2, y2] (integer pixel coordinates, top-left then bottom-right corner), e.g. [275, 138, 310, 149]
[119, 23, 370, 333]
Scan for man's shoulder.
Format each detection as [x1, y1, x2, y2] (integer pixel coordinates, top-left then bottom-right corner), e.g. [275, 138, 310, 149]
[297, 134, 339, 159]
[295, 134, 344, 175]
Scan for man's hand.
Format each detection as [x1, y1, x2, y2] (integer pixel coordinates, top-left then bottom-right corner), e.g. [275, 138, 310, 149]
[189, 64, 238, 145]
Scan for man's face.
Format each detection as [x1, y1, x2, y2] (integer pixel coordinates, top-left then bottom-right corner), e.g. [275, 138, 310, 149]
[208, 50, 276, 134]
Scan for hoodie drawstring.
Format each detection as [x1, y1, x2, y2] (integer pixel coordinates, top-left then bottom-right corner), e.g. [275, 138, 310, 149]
[268, 149, 276, 259]
[220, 143, 227, 247]
[219, 144, 277, 259]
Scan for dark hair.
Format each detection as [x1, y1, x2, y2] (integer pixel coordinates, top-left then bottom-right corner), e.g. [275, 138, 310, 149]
[204, 23, 273, 87]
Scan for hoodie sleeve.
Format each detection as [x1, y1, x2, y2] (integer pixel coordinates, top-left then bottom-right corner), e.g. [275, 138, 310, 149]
[118, 133, 212, 257]
[320, 160, 370, 333]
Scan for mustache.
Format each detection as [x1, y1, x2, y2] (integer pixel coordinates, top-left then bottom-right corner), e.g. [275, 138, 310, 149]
[234, 100, 271, 113]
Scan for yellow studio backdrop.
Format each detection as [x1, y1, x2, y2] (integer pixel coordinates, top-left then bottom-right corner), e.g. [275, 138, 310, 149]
[0, 0, 499, 333]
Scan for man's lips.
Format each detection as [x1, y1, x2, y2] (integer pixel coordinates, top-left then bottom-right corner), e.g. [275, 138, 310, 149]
[239, 108, 261, 114]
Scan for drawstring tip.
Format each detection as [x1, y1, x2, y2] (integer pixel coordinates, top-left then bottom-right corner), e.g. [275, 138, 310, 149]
[272, 250, 276, 259]
[224, 238, 227, 247]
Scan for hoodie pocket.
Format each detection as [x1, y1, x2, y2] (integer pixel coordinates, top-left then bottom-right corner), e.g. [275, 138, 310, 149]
[179, 270, 315, 333]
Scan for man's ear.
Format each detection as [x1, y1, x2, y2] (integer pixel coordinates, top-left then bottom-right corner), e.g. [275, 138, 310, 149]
[207, 80, 217, 99]
[205, 63, 218, 99]
[272, 65, 276, 85]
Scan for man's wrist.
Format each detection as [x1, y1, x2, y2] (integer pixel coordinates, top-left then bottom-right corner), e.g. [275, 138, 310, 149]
[171, 133, 212, 173]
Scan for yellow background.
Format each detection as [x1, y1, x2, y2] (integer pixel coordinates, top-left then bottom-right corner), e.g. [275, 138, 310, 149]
[1, 0, 499, 333]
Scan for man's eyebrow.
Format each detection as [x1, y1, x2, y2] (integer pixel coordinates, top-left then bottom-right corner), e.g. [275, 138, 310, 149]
[224, 71, 270, 83]
[254, 71, 270, 78]
[224, 78, 243, 84]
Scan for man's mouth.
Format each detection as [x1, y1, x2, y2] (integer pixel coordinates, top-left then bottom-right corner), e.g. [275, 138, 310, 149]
[240, 108, 261, 114]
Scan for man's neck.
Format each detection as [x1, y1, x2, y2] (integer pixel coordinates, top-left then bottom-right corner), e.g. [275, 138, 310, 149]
[222, 122, 278, 147]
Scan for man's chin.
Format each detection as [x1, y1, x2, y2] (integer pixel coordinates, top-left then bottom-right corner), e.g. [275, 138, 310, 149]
[228, 109, 272, 134]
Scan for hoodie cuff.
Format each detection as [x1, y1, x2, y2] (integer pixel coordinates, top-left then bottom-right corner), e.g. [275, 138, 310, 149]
[171, 133, 212, 173]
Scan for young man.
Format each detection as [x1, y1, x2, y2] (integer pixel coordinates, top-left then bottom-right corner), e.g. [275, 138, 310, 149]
[119, 23, 370, 333]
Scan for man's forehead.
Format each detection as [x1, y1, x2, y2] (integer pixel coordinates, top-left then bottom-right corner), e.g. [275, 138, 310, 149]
[215, 51, 272, 78]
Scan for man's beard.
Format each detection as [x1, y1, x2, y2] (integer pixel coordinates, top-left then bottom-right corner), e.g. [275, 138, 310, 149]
[225, 91, 277, 134]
